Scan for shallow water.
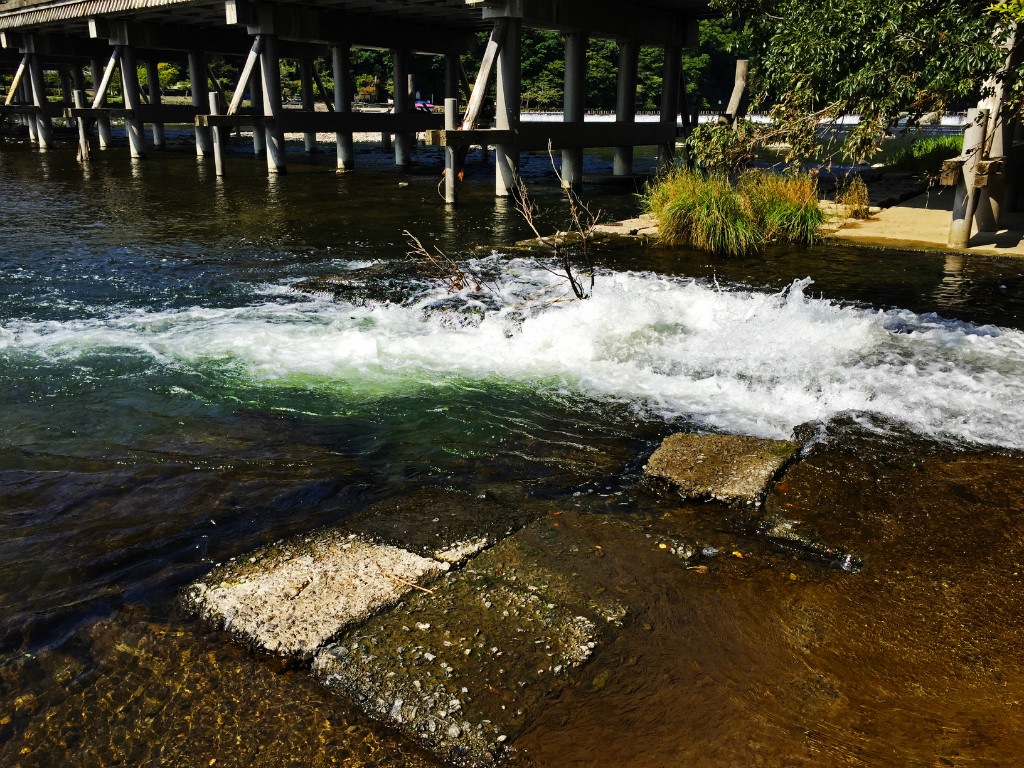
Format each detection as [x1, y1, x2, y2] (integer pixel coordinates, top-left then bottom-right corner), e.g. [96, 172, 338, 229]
[3, 136, 1024, 766]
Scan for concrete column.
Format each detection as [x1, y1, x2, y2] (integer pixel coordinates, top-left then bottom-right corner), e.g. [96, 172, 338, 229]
[561, 31, 586, 189]
[73, 88, 90, 161]
[209, 92, 224, 176]
[495, 19, 521, 196]
[70, 66, 87, 131]
[120, 46, 147, 159]
[188, 49, 213, 156]
[332, 44, 354, 171]
[658, 45, 681, 171]
[392, 48, 412, 167]
[249, 70, 265, 157]
[146, 60, 165, 148]
[90, 57, 112, 149]
[614, 41, 638, 175]
[300, 58, 316, 153]
[27, 52, 53, 150]
[260, 33, 287, 173]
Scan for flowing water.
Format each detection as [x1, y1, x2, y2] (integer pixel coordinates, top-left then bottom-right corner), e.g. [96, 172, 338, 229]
[3, 139, 1024, 766]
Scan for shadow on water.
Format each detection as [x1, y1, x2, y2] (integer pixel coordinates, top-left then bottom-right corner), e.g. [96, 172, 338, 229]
[3, 138, 1024, 766]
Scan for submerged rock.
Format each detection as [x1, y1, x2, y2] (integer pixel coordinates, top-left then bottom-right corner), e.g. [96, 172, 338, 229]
[313, 513, 628, 767]
[187, 532, 450, 659]
[644, 433, 799, 507]
[755, 513, 862, 573]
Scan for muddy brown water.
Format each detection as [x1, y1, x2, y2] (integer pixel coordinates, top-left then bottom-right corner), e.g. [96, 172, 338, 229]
[2, 136, 1024, 766]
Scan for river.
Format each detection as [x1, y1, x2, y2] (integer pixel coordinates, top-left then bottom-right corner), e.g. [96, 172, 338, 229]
[2, 138, 1024, 766]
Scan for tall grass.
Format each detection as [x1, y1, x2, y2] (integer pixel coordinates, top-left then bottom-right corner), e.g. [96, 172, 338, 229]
[642, 168, 825, 256]
[887, 135, 963, 176]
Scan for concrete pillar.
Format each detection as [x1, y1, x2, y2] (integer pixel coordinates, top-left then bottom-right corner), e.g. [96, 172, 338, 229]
[120, 46, 147, 159]
[495, 19, 521, 196]
[189, 49, 213, 156]
[260, 33, 287, 173]
[27, 52, 53, 150]
[89, 57, 112, 149]
[658, 45, 681, 171]
[614, 41, 638, 175]
[73, 88, 90, 161]
[300, 58, 316, 153]
[69, 66, 87, 131]
[249, 70, 265, 157]
[332, 44, 354, 171]
[392, 48, 412, 167]
[146, 60, 165, 148]
[561, 31, 586, 189]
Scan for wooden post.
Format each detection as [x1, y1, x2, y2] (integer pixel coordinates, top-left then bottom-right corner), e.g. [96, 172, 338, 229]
[21, 79, 37, 142]
[146, 60, 166, 149]
[444, 97, 458, 204]
[393, 48, 412, 167]
[614, 41, 638, 176]
[445, 52, 460, 101]
[90, 57, 113, 148]
[73, 88, 90, 161]
[495, 19, 521, 197]
[27, 52, 53, 150]
[561, 31, 586, 190]
[260, 33, 286, 173]
[209, 92, 224, 176]
[332, 44, 354, 171]
[120, 46, 147, 159]
[60, 68, 75, 130]
[300, 58, 317, 154]
[189, 49, 213, 156]
[658, 45, 681, 171]
[948, 108, 989, 248]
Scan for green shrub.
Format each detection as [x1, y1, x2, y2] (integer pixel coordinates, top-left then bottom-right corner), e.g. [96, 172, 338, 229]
[642, 168, 826, 256]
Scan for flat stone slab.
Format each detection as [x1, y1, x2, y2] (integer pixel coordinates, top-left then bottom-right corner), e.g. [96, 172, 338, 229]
[312, 514, 630, 768]
[187, 531, 451, 658]
[644, 433, 799, 507]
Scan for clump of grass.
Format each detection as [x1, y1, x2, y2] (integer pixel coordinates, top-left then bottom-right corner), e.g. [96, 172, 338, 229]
[887, 135, 963, 176]
[642, 168, 826, 256]
[836, 176, 871, 219]
[740, 172, 826, 245]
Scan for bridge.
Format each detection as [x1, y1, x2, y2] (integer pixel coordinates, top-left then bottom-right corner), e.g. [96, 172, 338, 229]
[0, 0, 712, 201]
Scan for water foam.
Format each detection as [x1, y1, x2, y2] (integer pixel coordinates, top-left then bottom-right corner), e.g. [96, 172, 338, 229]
[4, 260, 1024, 448]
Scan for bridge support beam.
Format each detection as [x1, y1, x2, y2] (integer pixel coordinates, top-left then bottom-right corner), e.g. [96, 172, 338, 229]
[392, 47, 412, 167]
[89, 56, 112, 148]
[494, 19, 521, 196]
[120, 45, 146, 158]
[300, 57, 316, 153]
[189, 49, 213, 156]
[26, 48, 53, 150]
[332, 43, 354, 171]
[658, 44, 681, 171]
[146, 59, 166, 149]
[260, 31, 286, 173]
[614, 41, 638, 176]
[249, 69, 265, 157]
[561, 30, 585, 189]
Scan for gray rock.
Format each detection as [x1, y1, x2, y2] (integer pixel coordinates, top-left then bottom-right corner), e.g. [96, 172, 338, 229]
[644, 433, 799, 507]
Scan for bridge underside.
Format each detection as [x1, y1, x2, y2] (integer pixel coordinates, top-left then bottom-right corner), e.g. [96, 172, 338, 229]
[0, 0, 712, 199]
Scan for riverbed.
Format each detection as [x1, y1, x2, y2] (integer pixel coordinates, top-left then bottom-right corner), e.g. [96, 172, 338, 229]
[2, 138, 1024, 766]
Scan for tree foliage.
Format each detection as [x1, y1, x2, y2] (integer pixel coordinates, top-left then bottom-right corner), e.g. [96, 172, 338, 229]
[712, 0, 1020, 161]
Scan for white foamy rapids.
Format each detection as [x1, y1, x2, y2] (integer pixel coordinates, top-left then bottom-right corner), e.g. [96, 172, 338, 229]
[4, 265, 1024, 448]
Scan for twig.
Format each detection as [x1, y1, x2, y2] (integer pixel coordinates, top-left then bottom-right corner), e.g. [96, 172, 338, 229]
[375, 562, 437, 595]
